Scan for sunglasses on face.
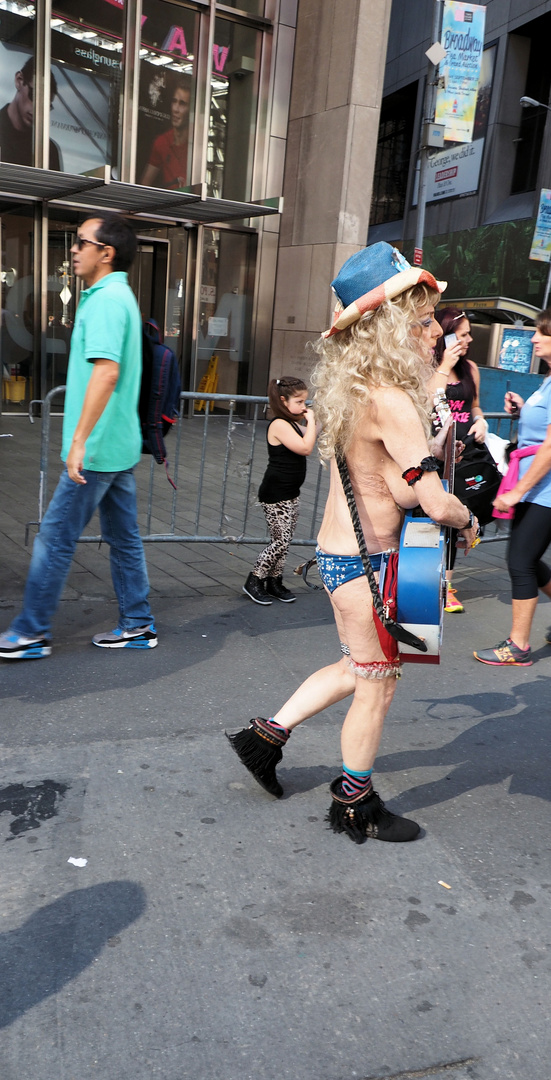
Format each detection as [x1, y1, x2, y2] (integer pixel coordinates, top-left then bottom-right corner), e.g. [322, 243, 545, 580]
[73, 236, 106, 251]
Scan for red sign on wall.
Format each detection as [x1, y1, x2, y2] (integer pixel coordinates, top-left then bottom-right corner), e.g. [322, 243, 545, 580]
[413, 247, 423, 266]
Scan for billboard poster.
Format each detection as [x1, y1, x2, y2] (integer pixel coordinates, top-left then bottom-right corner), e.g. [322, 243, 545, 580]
[435, 1, 486, 143]
[50, 59, 114, 175]
[136, 2, 198, 189]
[413, 43, 495, 206]
[0, 8, 120, 176]
[529, 189, 551, 263]
[497, 328, 534, 374]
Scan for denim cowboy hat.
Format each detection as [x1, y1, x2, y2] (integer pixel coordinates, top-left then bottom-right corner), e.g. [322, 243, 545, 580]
[322, 242, 446, 338]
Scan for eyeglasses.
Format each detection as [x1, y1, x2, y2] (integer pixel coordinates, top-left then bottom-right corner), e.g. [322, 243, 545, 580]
[73, 236, 106, 251]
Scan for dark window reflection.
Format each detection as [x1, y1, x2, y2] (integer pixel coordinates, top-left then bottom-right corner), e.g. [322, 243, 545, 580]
[207, 18, 260, 201]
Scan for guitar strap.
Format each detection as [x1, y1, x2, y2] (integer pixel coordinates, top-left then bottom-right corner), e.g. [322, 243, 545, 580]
[335, 453, 427, 653]
[442, 420, 456, 572]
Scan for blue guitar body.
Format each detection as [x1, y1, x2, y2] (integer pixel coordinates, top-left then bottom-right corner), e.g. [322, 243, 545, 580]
[397, 490, 448, 665]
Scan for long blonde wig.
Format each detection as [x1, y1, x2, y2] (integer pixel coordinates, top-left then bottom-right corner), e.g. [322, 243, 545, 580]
[311, 284, 440, 461]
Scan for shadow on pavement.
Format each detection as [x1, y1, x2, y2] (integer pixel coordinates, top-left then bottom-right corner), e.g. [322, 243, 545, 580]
[377, 676, 551, 812]
[0, 592, 334, 709]
[0, 881, 146, 1028]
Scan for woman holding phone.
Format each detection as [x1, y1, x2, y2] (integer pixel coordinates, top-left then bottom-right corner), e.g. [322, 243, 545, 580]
[429, 307, 488, 613]
[474, 309, 551, 666]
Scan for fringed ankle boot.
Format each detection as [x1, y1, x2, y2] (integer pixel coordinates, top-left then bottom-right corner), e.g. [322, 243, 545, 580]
[225, 717, 288, 798]
[326, 777, 420, 843]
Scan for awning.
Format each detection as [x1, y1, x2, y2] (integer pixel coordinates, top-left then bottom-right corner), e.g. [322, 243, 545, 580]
[483, 192, 537, 225]
[439, 296, 540, 324]
[0, 162, 103, 202]
[0, 164, 281, 225]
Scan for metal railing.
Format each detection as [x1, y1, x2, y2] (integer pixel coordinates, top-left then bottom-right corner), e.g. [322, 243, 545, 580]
[27, 388, 329, 546]
[26, 392, 516, 548]
[470, 412, 517, 545]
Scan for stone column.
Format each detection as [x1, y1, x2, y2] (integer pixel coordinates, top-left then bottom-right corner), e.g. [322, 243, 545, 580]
[270, 0, 392, 383]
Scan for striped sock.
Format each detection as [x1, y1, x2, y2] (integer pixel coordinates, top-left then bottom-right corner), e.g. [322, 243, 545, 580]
[264, 717, 291, 743]
[341, 764, 373, 798]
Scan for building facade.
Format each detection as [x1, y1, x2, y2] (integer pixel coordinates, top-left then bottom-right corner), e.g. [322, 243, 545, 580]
[369, 0, 551, 310]
[0, 0, 297, 410]
[4, 1, 549, 411]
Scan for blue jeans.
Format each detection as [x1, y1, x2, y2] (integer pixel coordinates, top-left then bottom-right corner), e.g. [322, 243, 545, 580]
[11, 467, 153, 639]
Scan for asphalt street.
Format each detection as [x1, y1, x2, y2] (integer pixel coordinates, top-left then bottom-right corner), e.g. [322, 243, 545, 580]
[1, 412, 550, 1080]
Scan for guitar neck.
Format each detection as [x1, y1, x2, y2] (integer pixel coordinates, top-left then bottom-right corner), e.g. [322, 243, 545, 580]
[443, 420, 456, 492]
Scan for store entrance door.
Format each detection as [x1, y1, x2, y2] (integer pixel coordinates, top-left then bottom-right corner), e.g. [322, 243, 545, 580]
[128, 238, 169, 333]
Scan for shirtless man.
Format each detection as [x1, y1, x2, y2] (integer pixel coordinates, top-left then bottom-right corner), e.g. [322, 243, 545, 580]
[227, 243, 478, 844]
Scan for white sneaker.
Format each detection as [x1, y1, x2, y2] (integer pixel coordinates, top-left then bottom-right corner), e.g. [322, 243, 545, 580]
[0, 630, 52, 660]
[91, 624, 158, 649]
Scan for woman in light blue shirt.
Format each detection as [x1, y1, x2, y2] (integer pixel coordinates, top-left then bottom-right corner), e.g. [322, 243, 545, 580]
[474, 308, 551, 666]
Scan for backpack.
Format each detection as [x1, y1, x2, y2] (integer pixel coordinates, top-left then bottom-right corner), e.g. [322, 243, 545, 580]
[453, 435, 502, 526]
[139, 319, 182, 487]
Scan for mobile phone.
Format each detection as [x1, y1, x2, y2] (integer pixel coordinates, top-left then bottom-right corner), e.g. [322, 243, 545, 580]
[444, 332, 458, 349]
[506, 380, 519, 413]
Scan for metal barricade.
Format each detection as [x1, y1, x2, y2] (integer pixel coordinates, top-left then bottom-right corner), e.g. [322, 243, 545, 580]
[27, 388, 329, 546]
[26, 395, 517, 549]
[475, 412, 517, 545]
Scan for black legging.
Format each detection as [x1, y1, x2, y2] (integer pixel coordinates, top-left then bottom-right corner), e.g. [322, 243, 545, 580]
[507, 501, 551, 600]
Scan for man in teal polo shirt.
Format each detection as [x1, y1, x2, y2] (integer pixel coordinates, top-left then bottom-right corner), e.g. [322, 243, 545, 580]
[0, 212, 157, 660]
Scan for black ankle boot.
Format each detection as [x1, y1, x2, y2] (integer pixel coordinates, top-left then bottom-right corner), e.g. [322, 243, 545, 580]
[225, 717, 287, 797]
[326, 777, 420, 843]
[266, 576, 296, 603]
[243, 572, 272, 605]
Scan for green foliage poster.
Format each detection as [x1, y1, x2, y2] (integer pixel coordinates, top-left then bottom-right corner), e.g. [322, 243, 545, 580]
[405, 220, 548, 306]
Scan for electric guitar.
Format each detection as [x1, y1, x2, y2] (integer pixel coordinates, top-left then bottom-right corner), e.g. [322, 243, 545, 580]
[397, 391, 455, 665]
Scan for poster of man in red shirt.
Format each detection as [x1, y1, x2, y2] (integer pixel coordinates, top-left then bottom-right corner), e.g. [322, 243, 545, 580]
[140, 76, 191, 190]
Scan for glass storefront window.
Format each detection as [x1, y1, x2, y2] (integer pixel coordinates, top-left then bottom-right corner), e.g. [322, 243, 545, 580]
[1, 208, 36, 409]
[137, 0, 199, 190]
[195, 228, 255, 398]
[50, 1, 123, 176]
[207, 18, 260, 201]
[0, 2, 37, 168]
[217, 1, 265, 15]
[45, 217, 79, 392]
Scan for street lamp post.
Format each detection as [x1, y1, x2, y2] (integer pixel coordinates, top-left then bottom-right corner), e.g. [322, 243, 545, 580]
[520, 96, 551, 111]
[414, 0, 444, 266]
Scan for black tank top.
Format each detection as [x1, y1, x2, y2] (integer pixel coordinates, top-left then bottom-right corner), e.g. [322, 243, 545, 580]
[446, 374, 475, 441]
[258, 419, 306, 503]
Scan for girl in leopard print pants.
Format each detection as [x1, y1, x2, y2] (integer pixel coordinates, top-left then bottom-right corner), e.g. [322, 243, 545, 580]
[243, 376, 316, 606]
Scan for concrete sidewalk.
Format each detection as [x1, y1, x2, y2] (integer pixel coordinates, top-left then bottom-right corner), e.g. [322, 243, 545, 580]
[1, 411, 550, 1080]
[0, 409, 324, 607]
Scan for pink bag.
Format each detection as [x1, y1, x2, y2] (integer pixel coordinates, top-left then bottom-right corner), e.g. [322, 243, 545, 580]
[492, 445, 539, 520]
